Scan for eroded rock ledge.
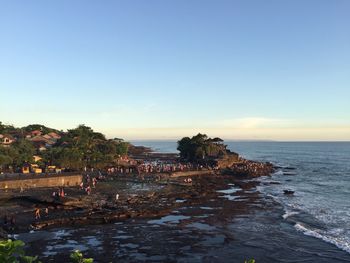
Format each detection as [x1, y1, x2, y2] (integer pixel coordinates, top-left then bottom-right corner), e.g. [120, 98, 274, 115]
[0, 161, 274, 238]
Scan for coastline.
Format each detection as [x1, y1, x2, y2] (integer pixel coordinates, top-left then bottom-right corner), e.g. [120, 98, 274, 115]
[1, 142, 350, 262]
[11, 174, 350, 262]
[0, 163, 269, 234]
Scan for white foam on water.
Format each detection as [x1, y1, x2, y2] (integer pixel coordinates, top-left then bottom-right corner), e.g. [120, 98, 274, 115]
[295, 223, 350, 254]
[274, 170, 284, 176]
[217, 186, 240, 194]
[282, 210, 299, 219]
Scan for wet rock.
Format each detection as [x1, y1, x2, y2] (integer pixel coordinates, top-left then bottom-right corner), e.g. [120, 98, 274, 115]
[0, 227, 8, 239]
[283, 190, 294, 195]
[283, 167, 296, 170]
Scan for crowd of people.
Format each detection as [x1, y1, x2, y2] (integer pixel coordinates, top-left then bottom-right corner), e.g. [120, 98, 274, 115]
[106, 161, 207, 176]
[52, 187, 65, 199]
[229, 159, 273, 176]
[79, 175, 101, 195]
[0, 156, 275, 229]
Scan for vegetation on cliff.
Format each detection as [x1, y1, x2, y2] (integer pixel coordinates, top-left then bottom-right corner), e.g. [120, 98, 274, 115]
[177, 133, 228, 162]
[0, 122, 129, 172]
[44, 125, 129, 170]
[0, 140, 36, 170]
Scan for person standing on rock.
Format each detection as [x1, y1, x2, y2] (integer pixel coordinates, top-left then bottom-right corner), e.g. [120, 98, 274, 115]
[115, 193, 119, 202]
[45, 207, 49, 217]
[35, 208, 41, 220]
[60, 188, 65, 197]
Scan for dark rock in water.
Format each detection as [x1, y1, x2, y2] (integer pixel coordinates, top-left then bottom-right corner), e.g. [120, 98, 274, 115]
[263, 181, 281, 186]
[284, 190, 294, 195]
[283, 167, 296, 170]
[283, 172, 297, 176]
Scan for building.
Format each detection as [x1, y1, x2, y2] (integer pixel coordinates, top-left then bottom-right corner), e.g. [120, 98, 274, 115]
[47, 132, 61, 140]
[33, 155, 42, 162]
[28, 136, 50, 151]
[22, 163, 31, 174]
[0, 134, 16, 146]
[30, 130, 42, 137]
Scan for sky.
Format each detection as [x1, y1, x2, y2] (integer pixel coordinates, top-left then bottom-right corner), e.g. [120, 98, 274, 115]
[0, 0, 349, 141]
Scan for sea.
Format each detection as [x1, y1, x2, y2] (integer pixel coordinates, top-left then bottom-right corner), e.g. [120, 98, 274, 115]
[19, 141, 350, 262]
[132, 141, 350, 255]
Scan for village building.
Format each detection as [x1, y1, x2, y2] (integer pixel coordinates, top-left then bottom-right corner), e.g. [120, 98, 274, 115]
[47, 132, 61, 140]
[30, 130, 42, 137]
[28, 136, 51, 151]
[0, 134, 16, 146]
[22, 163, 31, 174]
[43, 134, 52, 140]
[31, 164, 42, 173]
[33, 155, 42, 162]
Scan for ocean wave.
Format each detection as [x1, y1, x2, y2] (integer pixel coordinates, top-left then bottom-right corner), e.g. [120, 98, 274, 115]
[294, 222, 350, 254]
[273, 170, 284, 176]
[282, 210, 299, 219]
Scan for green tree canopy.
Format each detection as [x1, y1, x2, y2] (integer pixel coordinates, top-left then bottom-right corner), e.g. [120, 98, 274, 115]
[0, 122, 130, 171]
[177, 133, 227, 162]
[46, 125, 129, 170]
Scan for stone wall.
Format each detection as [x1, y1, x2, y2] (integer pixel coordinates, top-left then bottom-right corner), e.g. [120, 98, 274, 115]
[170, 170, 214, 177]
[0, 174, 82, 190]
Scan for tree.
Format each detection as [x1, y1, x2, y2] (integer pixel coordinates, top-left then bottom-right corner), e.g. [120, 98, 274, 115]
[0, 122, 131, 171]
[177, 133, 227, 162]
[0, 153, 13, 172]
[0, 122, 17, 135]
[51, 125, 129, 170]
[11, 139, 35, 167]
[22, 124, 59, 135]
[0, 139, 35, 170]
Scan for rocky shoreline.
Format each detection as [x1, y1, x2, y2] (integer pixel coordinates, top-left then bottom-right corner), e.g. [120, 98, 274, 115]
[0, 160, 274, 239]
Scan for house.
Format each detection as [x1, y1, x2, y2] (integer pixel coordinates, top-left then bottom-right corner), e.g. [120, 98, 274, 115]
[33, 155, 42, 162]
[30, 130, 42, 137]
[47, 132, 61, 140]
[0, 134, 15, 146]
[31, 164, 42, 173]
[29, 135, 50, 144]
[22, 163, 31, 174]
[28, 136, 50, 151]
[39, 146, 47, 151]
[42, 134, 59, 146]
[43, 134, 52, 140]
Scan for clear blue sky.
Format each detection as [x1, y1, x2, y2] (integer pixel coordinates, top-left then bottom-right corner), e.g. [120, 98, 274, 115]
[0, 0, 349, 140]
